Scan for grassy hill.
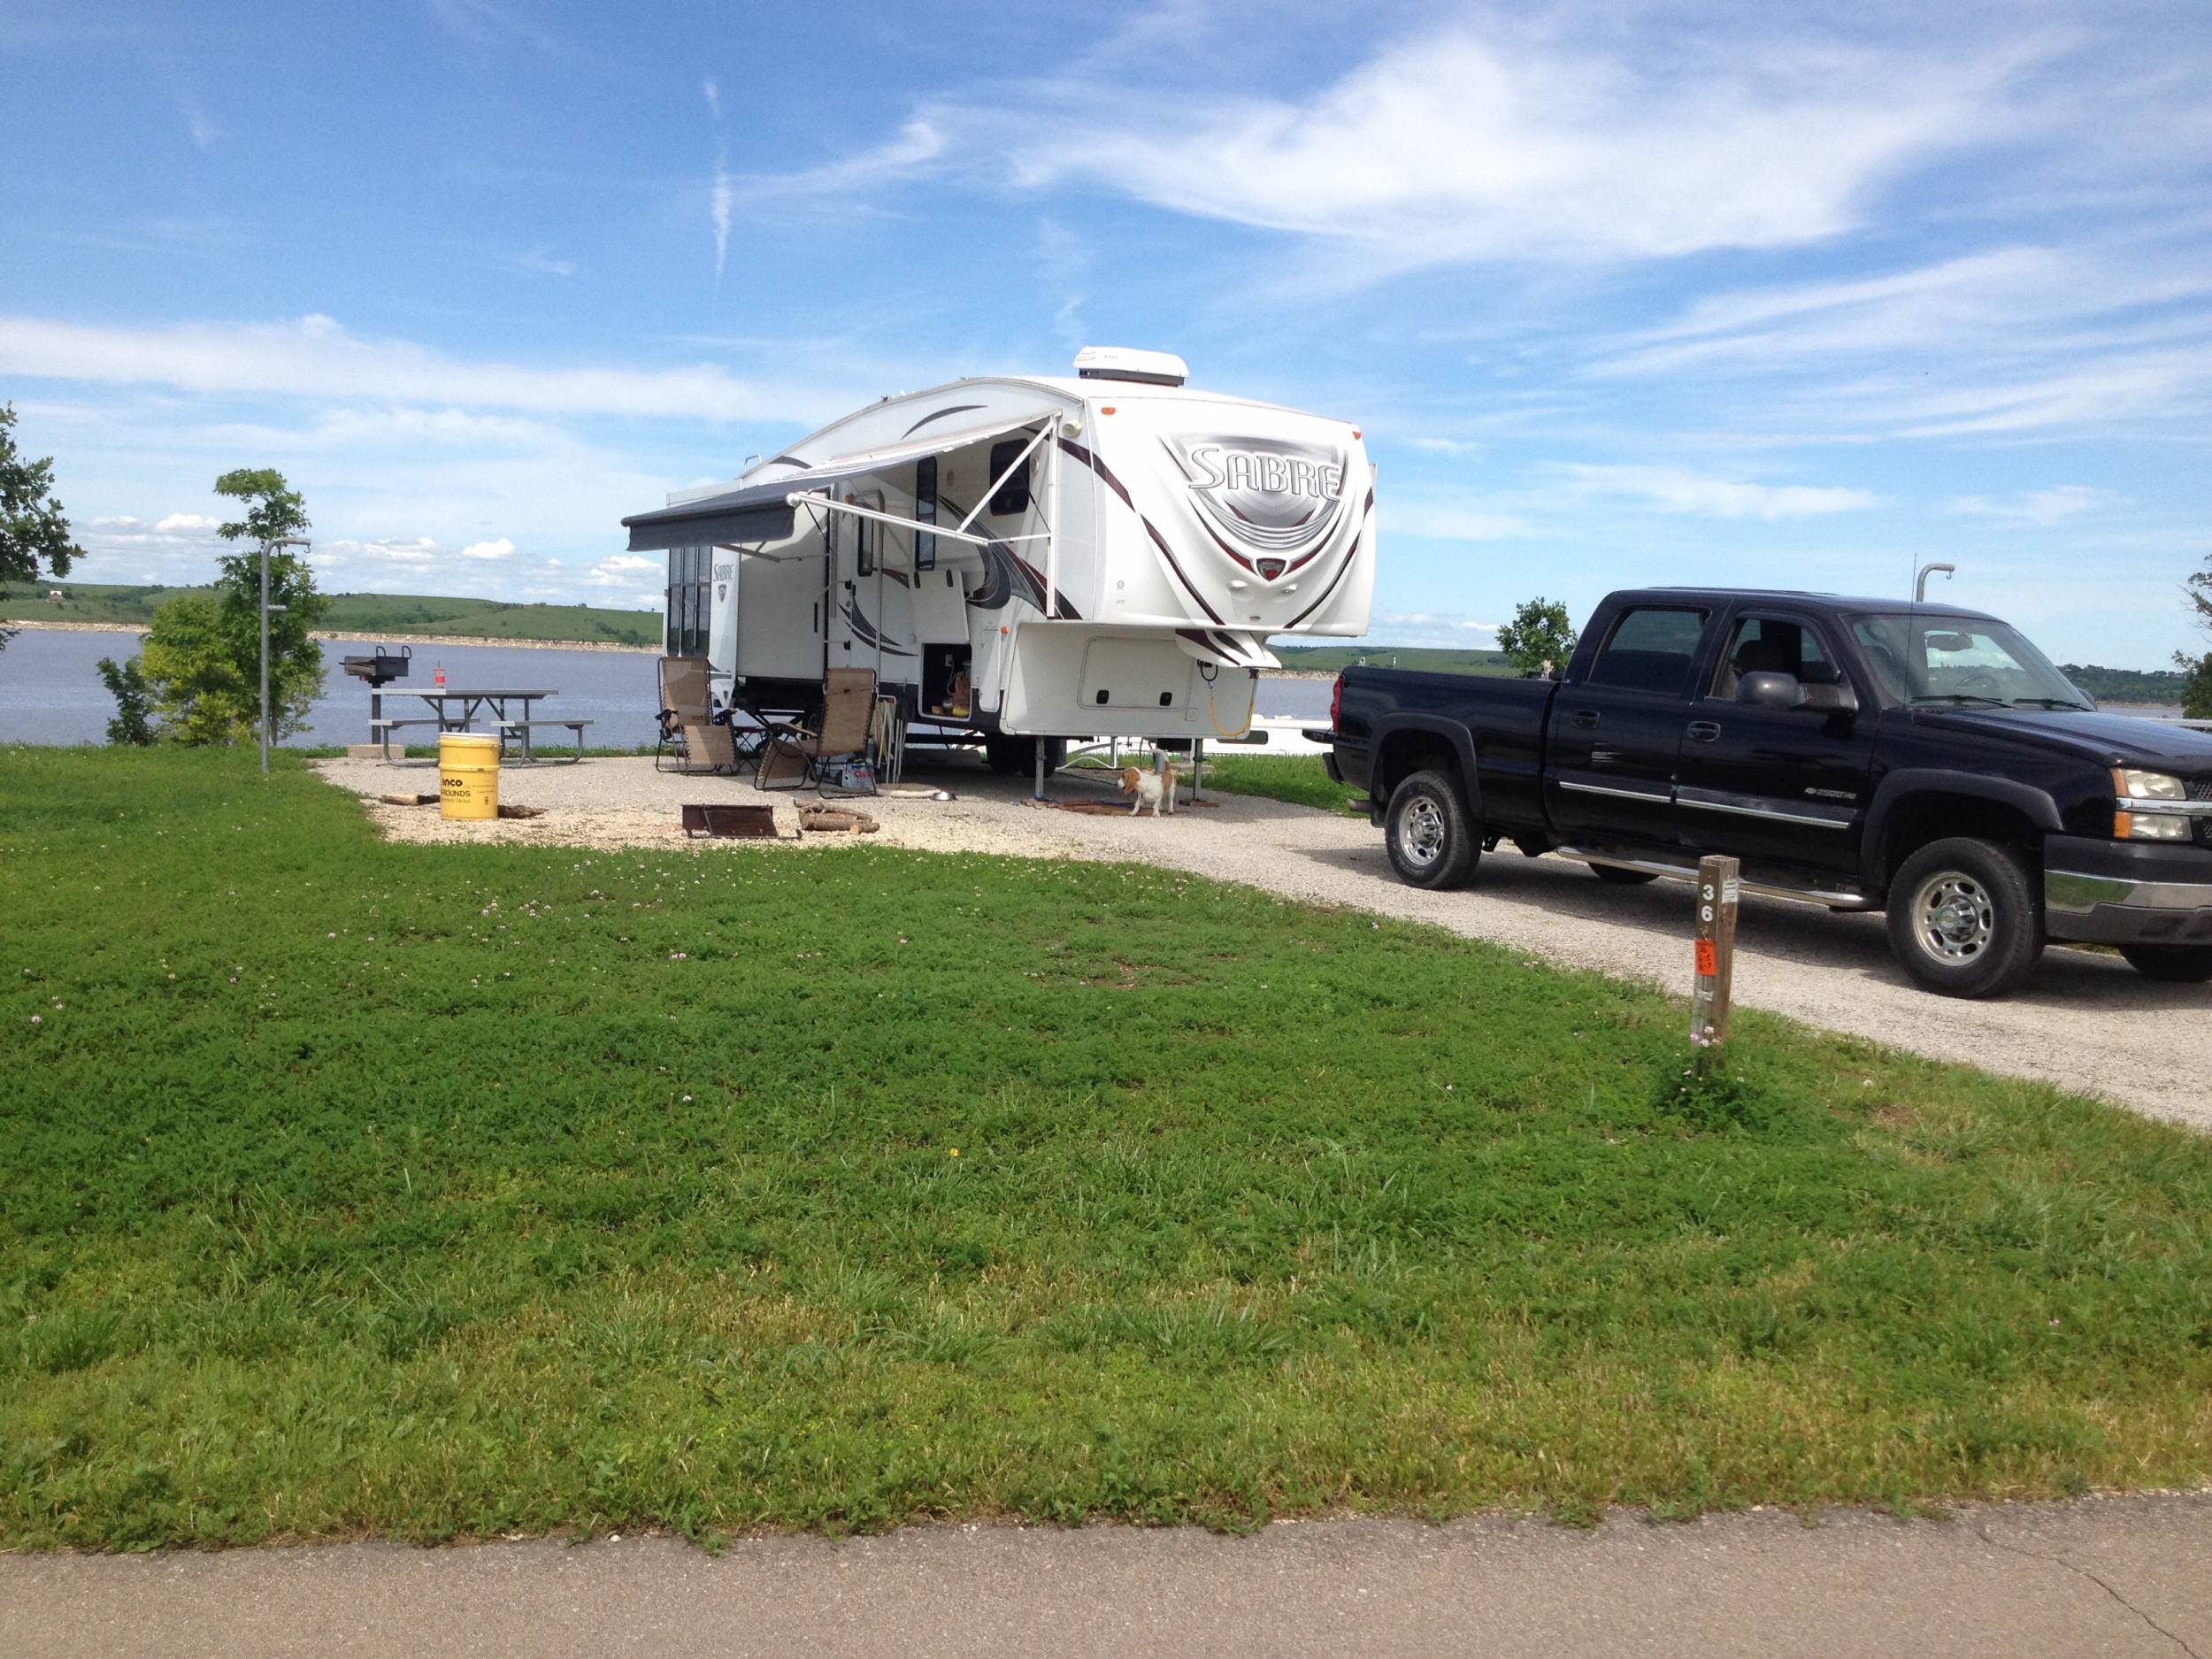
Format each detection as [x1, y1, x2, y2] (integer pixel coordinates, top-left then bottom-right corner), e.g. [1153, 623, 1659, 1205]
[4, 583, 661, 647]
[2059, 664, 2187, 704]
[1276, 644, 1517, 675]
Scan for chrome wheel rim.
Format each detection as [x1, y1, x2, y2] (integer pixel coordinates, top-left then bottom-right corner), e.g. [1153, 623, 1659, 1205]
[1910, 871, 1995, 963]
[1400, 796, 1445, 866]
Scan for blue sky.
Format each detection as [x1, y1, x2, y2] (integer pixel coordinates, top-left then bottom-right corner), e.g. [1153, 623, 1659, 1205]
[4, 0, 2208, 664]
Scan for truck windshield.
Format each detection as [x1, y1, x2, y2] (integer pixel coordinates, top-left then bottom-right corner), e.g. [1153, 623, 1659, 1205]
[1845, 613, 2092, 710]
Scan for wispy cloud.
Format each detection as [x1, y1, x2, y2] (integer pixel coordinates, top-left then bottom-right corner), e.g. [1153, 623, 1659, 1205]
[514, 247, 576, 278]
[177, 96, 214, 150]
[0, 311, 788, 421]
[426, 0, 562, 56]
[1558, 464, 1878, 520]
[704, 80, 732, 285]
[1946, 484, 2122, 525]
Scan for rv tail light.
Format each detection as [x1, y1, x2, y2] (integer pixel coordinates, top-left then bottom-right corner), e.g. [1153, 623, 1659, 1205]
[1101, 406, 1116, 416]
[1330, 672, 1343, 732]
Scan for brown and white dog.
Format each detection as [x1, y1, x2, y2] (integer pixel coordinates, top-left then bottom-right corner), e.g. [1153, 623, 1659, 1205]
[1118, 764, 1177, 817]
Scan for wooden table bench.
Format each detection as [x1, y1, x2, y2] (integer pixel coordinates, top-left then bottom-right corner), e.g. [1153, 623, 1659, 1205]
[498, 718, 593, 763]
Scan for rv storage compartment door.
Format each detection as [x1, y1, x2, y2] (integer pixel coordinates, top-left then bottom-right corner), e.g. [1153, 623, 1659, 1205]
[738, 551, 828, 684]
[1080, 638, 1187, 710]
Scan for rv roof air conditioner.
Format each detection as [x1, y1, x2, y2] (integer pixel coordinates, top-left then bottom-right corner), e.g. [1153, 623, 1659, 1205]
[1072, 345, 1187, 388]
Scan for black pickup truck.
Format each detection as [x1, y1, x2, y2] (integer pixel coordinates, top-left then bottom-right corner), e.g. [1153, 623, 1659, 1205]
[1317, 588, 2212, 996]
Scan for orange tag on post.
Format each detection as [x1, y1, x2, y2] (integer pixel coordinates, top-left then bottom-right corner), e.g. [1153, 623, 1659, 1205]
[1694, 939, 1717, 977]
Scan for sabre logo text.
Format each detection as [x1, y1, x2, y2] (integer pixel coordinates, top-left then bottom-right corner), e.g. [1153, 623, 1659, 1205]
[1165, 433, 1352, 568]
[1183, 446, 1343, 500]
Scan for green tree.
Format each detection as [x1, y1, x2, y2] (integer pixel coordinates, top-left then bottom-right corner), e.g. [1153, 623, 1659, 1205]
[2180, 552, 2212, 720]
[0, 403, 85, 655]
[95, 653, 156, 745]
[1494, 596, 1578, 678]
[135, 469, 330, 744]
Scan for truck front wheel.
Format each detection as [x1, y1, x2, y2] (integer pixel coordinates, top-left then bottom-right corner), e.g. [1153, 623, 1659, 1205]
[1885, 837, 2044, 998]
[2118, 944, 2212, 983]
[1385, 771, 1478, 890]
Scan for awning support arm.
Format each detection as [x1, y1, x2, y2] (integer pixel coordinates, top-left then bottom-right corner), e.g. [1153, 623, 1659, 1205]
[790, 492, 1002, 549]
[953, 424, 1053, 536]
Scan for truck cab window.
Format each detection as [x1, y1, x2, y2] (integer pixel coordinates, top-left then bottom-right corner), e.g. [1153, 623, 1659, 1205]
[1711, 617, 1839, 698]
[1585, 607, 1709, 694]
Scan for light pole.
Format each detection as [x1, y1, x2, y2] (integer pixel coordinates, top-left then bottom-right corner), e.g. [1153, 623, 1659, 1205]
[1915, 562, 1955, 603]
[261, 535, 311, 774]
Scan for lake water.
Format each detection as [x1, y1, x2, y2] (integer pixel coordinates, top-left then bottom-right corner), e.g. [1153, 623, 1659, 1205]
[0, 627, 1336, 747]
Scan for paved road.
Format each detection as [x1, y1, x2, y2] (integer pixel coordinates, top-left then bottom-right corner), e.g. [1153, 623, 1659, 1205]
[6, 1499, 2208, 1658]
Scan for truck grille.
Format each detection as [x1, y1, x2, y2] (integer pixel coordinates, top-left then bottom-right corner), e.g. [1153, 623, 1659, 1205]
[2190, 779, 2212, 803]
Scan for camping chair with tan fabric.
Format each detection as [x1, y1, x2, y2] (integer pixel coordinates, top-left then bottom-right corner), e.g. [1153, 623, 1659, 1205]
[754, 668, 880, 794]
[655, 657, 714, 772]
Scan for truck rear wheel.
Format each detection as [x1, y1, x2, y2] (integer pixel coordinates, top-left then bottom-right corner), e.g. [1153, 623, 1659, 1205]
[2118, 943, 2212, 983]
[1885, 837, 2044, 998]
[1384, 771, 1478, 890]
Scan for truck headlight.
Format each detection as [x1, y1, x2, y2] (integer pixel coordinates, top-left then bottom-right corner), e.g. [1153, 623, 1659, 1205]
[2116, 811, 2192, 841]
[2115, 767, 2187, 803]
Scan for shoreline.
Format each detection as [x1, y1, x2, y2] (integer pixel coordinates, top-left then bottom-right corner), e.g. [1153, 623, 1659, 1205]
[4, 619, 660, 655]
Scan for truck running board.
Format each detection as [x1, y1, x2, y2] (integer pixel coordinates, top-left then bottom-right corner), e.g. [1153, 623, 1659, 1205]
[1553, 847, 1878, 911]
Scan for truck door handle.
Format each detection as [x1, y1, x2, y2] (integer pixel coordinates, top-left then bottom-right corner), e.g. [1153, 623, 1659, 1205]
[1570, 710, 1601, 730]
[1686, 720, 1721, 742]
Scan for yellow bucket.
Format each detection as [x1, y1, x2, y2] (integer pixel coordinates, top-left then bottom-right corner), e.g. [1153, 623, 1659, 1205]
[438, 733, 500, 821]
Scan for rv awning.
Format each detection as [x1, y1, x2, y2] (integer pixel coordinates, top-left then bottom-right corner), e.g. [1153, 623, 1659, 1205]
[1175, 629, 1284, 672]
[622, 411, 1056, 554]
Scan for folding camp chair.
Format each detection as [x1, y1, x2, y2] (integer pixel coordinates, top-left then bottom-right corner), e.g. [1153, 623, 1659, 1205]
[655, 657, 714, 772]
[755, 668, 879, 794]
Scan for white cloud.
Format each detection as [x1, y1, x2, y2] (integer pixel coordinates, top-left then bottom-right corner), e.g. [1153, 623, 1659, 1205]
[460, 536, 517, 560]
[995, 28, 2032, 269]
[0, 312, 780, 421]
[1348, 611, 1501, 649]
[1945, 485, 2121, 525]
[586, 553, 659, 587]
[514, 247, 575, 278]
[701, 78, 720, 121]
[152, 512, 221, 534]
[1560, 464, 1878, 520]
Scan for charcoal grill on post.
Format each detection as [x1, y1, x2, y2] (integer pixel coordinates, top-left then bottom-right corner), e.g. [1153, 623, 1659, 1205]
[341, 645, 412, 741]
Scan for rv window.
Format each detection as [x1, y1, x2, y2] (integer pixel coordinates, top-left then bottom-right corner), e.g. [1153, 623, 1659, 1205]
[856, 515, 873, 579]
[987, 438, 1033, 516]
[914, 457, 938, 572]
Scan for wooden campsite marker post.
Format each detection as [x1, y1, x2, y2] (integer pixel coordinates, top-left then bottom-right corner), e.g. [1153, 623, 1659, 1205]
[1691, 854, 1740, 1048]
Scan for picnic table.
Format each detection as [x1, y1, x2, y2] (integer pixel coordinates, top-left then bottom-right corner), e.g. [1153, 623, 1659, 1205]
[371, 687, 590, 764]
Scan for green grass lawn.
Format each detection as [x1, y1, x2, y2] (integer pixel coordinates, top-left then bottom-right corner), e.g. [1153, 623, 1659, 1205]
[4, 747, 2210, 1548]
[1201, 754, 1366, 816]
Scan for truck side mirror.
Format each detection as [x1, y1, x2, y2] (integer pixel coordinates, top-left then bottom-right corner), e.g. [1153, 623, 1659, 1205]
[1798, 680, 1859, 715]
[1738, 671, 1803, 710]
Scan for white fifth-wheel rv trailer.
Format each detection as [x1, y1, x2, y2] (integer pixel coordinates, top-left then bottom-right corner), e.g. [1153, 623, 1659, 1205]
[622, 347, 1376, 774]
